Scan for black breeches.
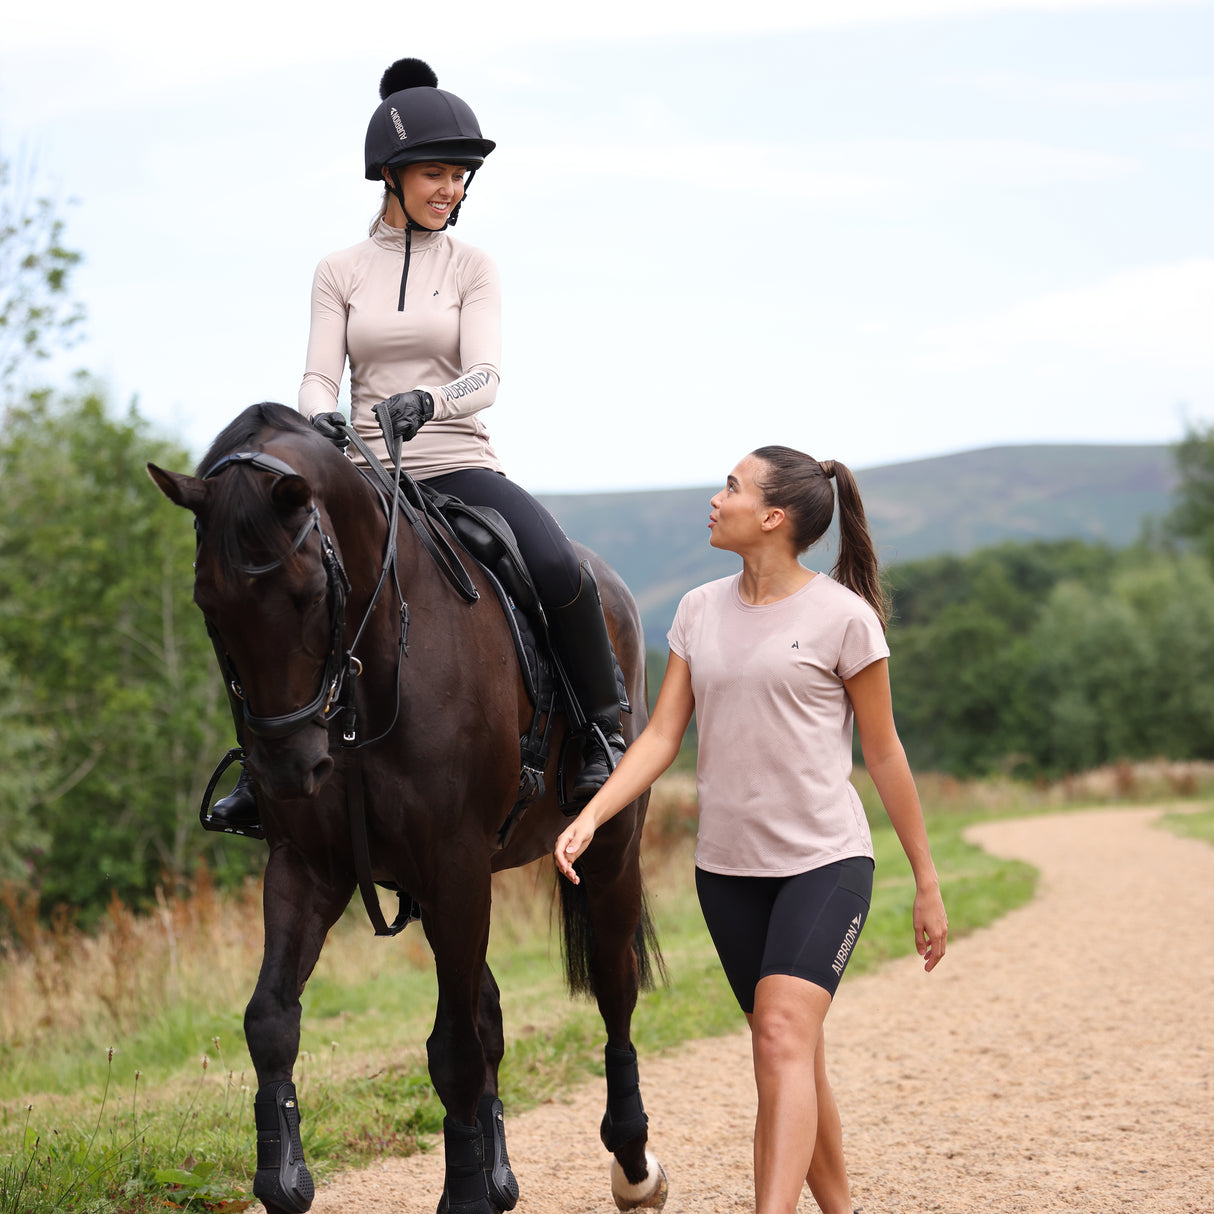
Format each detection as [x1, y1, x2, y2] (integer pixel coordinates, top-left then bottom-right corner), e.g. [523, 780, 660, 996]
[423, 467, 582, 608]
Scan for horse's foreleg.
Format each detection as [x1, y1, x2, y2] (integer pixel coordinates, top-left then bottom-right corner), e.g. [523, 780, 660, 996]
[423, 888, 498, 1214]
[476, 965, 519, 1211]
[245, 846, 353, 1214]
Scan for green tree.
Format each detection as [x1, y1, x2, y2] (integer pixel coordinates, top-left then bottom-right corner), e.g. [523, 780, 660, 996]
[886, 540, 1121, 775]
[890, 602, 1036, 775]
[0, 151, 85, 390]
[1023, 552, 1214, 773]
[0, 384, 254, 915]
[1168, 422, 1214, 566]
[0, 653, 54, 883]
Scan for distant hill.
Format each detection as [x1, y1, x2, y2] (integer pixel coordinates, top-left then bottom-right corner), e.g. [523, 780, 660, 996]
[540, 443, 1176, 644]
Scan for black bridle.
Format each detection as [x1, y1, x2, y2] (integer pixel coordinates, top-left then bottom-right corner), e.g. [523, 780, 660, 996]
[199, 450, 391, 745]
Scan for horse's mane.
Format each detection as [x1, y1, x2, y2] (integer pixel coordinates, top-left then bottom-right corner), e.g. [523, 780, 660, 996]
[197, 403, 320, 586]
[196, 402, 313, 476]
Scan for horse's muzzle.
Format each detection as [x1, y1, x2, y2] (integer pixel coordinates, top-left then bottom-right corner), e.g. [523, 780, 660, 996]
[247, 730, 335, 801]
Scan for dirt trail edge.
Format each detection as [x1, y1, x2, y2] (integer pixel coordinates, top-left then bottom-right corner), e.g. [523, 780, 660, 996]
[270, 806, 1214, 1214]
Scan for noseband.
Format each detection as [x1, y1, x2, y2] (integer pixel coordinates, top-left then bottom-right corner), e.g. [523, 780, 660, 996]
[200, 451, 360, 741]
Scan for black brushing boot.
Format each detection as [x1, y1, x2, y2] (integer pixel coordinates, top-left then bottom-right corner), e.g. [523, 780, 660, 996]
[436, 1116, 491, 1214]
[547, 562, 627, 809]
[476, 1093, 519, 1210]
[600, 1042, 649, 1152]
[253, 1080, 314, 1212]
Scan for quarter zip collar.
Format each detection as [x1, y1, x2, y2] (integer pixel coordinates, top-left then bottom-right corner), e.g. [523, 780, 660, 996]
[371, 221, 445, 312]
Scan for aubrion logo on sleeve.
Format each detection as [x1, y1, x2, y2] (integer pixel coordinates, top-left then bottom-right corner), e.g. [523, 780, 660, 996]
[391, 108, 407, 141]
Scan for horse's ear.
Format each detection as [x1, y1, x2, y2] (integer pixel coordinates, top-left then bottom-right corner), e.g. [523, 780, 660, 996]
[148, 463, 207, 513]
[271, 474, 312, 513]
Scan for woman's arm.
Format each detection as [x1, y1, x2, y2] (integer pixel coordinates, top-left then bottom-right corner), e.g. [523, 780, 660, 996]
[418, 250, 501, 422]
[299, 259, 350, 419]
[845, 658, 949, 971]
[554, 652, 695, 883]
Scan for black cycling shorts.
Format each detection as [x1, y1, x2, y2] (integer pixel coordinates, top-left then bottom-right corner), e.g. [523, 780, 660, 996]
[695, 856, 874, 1013]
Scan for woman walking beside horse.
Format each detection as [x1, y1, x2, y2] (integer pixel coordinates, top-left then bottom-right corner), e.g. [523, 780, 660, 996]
[556, 446, 949, 1214]
[210, 56, 625, 833]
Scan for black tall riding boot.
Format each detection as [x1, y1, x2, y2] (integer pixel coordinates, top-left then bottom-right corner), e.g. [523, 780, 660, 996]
[547, 562, 628, 809]
[207, 764, 263, 837]
[204, 637, 264, 838]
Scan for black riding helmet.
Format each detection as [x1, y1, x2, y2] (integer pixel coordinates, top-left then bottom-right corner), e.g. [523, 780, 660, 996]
[365, 58, 495, 177]
[366, 58, 494, 308]
[365, 58, 494, 229]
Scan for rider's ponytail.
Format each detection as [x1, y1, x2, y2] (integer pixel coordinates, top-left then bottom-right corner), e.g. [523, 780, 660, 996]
[752, 446, 889, 630]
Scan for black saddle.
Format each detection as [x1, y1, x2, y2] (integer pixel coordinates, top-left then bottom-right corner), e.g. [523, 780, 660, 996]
[420, 486, 549, 708]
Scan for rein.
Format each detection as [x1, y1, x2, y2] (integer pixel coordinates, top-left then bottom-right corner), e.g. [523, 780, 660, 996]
[342, 425, 480, 605]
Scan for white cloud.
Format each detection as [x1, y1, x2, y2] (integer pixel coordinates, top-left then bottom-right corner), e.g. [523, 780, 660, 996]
[495, 136, 1135, 211]
[916, 260, 1214, 371]
[954, 70, 1213, 107]
[6, 0, 1209, 56]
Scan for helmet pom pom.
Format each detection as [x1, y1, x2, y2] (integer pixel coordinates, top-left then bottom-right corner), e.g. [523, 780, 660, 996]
[379, 57, 439, 100]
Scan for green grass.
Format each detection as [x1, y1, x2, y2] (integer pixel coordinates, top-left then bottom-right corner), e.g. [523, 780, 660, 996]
[0, 786, 1061, 1213]
[1157, 804, 1214, 847]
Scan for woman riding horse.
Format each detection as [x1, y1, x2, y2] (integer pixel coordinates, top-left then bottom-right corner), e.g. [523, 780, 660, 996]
[210, 56, 626, 834]
[149, 401, 666, 1214]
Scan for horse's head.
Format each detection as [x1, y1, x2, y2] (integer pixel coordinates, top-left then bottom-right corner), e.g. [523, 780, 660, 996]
[148, 405, 358, 802]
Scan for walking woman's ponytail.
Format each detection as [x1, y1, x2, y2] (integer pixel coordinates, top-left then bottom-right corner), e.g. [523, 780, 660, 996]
[752, 447, 889, 630]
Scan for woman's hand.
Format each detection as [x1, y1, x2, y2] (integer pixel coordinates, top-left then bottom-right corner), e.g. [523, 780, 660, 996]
[373, 390, 434, 443]
[554, 814, 597, 884]
[914, 882, 948, 972]
[310, 412, 350, 448]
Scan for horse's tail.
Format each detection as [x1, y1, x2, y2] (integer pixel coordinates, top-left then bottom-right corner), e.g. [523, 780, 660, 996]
[558, 866, 667, 999]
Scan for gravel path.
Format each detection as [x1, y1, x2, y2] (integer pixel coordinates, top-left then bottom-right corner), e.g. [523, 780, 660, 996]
[273, 805, 1214, 1214]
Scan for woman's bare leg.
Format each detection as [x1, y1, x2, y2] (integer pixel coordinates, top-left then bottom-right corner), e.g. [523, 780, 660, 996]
[806, 1029, 852, 1212]
[748, 974, 851, 1214]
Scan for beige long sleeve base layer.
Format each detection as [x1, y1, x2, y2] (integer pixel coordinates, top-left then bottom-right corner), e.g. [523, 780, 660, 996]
[299, 221, 504, 479]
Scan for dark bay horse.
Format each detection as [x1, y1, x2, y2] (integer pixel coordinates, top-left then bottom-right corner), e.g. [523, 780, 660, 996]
[148, 403, 666, 1214]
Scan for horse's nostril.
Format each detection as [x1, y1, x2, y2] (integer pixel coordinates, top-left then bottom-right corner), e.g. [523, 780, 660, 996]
[308, 756, 334, 793]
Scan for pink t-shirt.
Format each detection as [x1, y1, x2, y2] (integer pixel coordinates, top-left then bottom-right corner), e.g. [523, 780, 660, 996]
[668, 572, 889, 877]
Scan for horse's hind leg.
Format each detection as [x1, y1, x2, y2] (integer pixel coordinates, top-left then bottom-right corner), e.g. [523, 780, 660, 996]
[245, 846, 353, 1214]
[572, 819, 668, 1210]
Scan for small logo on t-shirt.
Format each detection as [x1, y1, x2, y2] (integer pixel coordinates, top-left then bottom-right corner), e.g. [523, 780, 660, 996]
[790, 640, 799, 649]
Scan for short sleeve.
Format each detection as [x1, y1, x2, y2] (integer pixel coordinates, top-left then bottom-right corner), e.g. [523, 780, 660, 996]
[835, 604, 890, 680]
[667, 593, 692, 662]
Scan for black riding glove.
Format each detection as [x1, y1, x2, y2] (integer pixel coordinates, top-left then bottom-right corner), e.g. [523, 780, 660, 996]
[373, 391, 434, 445]
[310, 411, 350, 448]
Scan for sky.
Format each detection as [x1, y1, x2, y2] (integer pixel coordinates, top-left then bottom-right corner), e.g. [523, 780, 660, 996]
[2, 0, 1211, 492]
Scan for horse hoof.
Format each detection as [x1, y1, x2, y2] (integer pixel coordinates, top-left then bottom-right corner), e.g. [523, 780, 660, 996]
[610, 1151, 668, 1211]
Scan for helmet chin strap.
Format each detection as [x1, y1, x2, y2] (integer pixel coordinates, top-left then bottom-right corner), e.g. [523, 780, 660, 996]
[383, 165, 476, 312]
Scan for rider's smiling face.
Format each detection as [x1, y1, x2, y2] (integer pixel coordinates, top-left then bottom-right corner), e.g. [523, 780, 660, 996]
[392, 161, 467, 229]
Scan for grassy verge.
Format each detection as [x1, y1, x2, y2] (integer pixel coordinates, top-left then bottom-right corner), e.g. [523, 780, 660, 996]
[1157, 805, 1214, 847]
[2, 764, 1206, 1213]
